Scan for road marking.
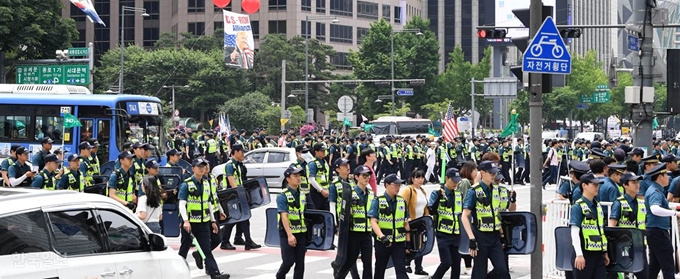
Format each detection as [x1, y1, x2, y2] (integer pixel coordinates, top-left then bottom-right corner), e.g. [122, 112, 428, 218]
[246, 256, 326, 270]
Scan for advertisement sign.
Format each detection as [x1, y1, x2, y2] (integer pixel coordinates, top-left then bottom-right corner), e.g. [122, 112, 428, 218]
[223, 10, 255, 70]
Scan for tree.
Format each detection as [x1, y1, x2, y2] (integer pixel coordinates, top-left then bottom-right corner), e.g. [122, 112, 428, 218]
[435, 45, 493, 116]
[0, 0, 79, 61]
[219, 92, 271, 129]
[611, 71, 633, 121]
[568, 50, 614, 125]
[398, 17, 440, 115]
[258, 105, 305, 132]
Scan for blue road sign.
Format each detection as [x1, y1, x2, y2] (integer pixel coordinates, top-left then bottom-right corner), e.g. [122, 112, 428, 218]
[522, 16, 571, 75]
[627, 34, 640, 52]
[397, 89, 414, 96]
[576, 103, 589, 109]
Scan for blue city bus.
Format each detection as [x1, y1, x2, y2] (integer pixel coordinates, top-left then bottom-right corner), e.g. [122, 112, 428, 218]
[0, 84, 165, 165]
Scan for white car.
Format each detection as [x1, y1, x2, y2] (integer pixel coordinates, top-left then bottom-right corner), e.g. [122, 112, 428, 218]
[0, 188, 190, 279]
[212, 147, 297, 189]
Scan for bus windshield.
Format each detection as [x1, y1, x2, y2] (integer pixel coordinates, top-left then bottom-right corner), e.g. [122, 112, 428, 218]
[369, 120, 431, 135]
[119, 114, 164, 157]
[370, 122, 396, 135]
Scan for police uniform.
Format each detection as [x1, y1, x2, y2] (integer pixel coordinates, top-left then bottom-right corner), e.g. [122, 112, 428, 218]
[276, 167, 308, 279]
[291, 145, 315, 209]
[556, 161, 590, 204]
[638, 155, 660, 196]
[462, 161, 509, 278]
[7, 147, 33, 187]
[107, 151, 136, 210]
[644, 163, 676, 279]
[1, 145, 20, 187]
[88, 138, 102, 175]
[58, 154, 87, 192]
[369, 174, 409, 279]
[78, 141, 96, 186]
[31, 154, 61, 190]
[308, 143, 331, 211]
[428, 168, 464, 279]
[220, 145, 260, 250]
[205, 133, 219, 168]
[598, 164, 627, 217]
[31, 137, 54, 171]
[569, 173, 608, 278]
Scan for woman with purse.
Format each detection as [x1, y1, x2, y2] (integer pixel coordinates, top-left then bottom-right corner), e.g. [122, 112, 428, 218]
[399, 168, 430, 275]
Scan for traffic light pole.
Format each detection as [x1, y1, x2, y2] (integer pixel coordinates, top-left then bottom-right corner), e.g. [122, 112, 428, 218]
[631, 0, 655, 151]
[528, 0, 543, 278]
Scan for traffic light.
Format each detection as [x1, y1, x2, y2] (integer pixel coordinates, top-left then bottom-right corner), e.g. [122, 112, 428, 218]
[511, 6, 555, 93]
[560, 28, 582, 38]
[478, 29, 507, 39]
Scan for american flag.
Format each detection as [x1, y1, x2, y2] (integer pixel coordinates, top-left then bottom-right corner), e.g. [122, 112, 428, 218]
[224, 34, 236, 47]
[443, 102, 459, 141]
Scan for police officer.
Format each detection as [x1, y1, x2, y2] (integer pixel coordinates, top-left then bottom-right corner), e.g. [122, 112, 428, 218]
[165, 149, 183, 167]
[205, 133, 219, 167]
[556, 161, 590, 203]
[608, 172, 648, 279]
[644, 162, 679, 279]
[107, 151, 136, 211]
[569, 173, 609, 278]
[177, 158, 230, 279]
[78, 141, 96, 186]
[460, 161, 509, 279]
[32, 137, 53, 171]
[428, 168, 464, 279]
[332, 164, 374, 279]
[87, 138, 102, 175]
[1, 145, 21, 186]
[7, 147, 35, 187]
[276, 166, 308, 279]
[291, 145, 314, 209]
[31, 154, 61, 190]
[599, 164, 627, 217]
[59, 154, 87, 192]
[369, 174, 411, 279]
[308, 143, 331, 211]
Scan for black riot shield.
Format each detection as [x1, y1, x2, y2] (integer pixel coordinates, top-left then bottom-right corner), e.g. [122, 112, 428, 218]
[217, 186, 252, 225]
[264, 208, 336, 251]
[459, 211, 538, 255]
[554, 226, 645, 273]
[158, 173, 182, 237]
[242, 177, 271, 209]
[386, 216, 436, 269]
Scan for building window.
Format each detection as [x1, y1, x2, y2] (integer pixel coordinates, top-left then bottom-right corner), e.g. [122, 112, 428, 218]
[301, 21, 312, 38]
[214, 1, 232, 11]
[252, 21, 260, 38]
[302, 0, 311, 11]
[214, 22, 223, 31]
[331, 52, 352, 70]
[73, 29, 87, 47]
[357, 27, 369, 44]
[70, 5, 86, 22]
[316, 0, 326, 13]
[172, 0, 178, 15]
[188, 22, 205, 36]
[188, 0, 205, 13]
[144, 0, 160, 20]
[382, 4, 390, 20]
[268, 20, 287, 35]
[269, 0, 287, 11]
[143, 27, 159, 47]
[316, 22, 326, 41]
[357, 1, 378, 20]
[330, 24, 352, 44]
[394, 6, 402, 23]
[330, 0, 352, 17]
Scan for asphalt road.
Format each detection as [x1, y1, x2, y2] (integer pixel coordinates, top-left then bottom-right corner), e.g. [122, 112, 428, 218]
[167, 182, 562, 279]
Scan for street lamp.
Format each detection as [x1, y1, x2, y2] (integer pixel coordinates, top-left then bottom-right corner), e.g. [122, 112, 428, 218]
[304, 15, 339, 123]
[119, 6, 149, 95]
[163, 85, 189, 122]
[390, 28, 422, 116]
[288, 89, 305, 98]
[375, 94, 392, 103]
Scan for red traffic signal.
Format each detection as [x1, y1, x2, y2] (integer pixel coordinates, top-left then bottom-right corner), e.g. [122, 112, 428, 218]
[478, 29, 507, 39]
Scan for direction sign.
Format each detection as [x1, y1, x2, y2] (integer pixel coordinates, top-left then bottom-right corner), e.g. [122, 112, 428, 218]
[576, 103, 589, 109]
[16, 64, 90, 85]
[68, 47, 89, 57]
[283, 109, 292, 119]
[627, 34, 640, 52]
[591, 91, 611, 103]
[595, 84, 609, 90]
[522, 16, 571, 74]
[396, 88, 414, 96]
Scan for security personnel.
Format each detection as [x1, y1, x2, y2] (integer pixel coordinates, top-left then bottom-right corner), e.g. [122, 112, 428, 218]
[369, 174, 411, 279]
[87, 138, 102, 175]
[31, 137, 53, 171]
[7, 147, 35, 187]
[31, 154, 61, 190]
[1, 145, 21, 186]
[404, 139, 415, 176]
[291, 145, 314, 209]
[569, 173, 609, 278]
[332, 164, 374, 279]
[276, 167, 308, 279]
[644, 163, 679, 279]
[428, 168, 464, 279]
[637, 155, 659, 198]
[78, 141, 96, 186]
[556, 161, 590, 203]
[177, 158, 230, 279]
[107, 151, 136, 211]
[460, 161, 509, 279]
[131, 142, 149, 187]
[165, 149, 183, 167]
[608, 172, 648, 279]
[114, 142, 133, 169]
[58, 154, 87, 192]
[599, 164, 627, 217]
[205, 133, 219, 168]
[308, 143, 331, 211]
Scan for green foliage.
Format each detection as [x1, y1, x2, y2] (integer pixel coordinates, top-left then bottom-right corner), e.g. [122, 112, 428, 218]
[219, 91, 271, 130]
[436, 45, 493, 116]
[0, 0, 79, 60]
[257, 105, 306, 132]
[374, 103, 412, 118]
[420, 100, 452, 121]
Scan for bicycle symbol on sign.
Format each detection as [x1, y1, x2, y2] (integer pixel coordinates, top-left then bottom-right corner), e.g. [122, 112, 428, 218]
[529, 35, 565, 59]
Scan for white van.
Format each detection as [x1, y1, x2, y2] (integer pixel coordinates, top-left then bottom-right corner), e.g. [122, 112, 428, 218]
[0, 188, 190, 279]
[574, 132, 604, 142]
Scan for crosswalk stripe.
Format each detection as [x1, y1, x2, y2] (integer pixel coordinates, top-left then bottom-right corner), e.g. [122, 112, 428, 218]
[245, 256, 327, 270]
[238, 273, 278, 279]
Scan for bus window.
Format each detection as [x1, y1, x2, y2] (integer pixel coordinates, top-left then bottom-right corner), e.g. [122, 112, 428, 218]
[97, 120, 110, 161]
[370, 122, 395, 135]
[35, 116, 73, 142]
[0, 116, 30, 140]
[396, 121, 430, 134]
[122, 115, 164, 157]
[80, 119, 94, 141]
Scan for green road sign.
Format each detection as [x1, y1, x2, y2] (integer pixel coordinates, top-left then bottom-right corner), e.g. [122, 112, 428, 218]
[16, 64, 90, 85]
[595, 84, 609, 90]
[591, 91, 610, 103]
[68, 47, 89, 57]
[580, 95, 591, 103]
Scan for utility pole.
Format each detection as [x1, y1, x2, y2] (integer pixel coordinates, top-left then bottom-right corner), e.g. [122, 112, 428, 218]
[630, 0, 655, 150]
[528, 0, 543, 278]
[281, 60, 287, 132]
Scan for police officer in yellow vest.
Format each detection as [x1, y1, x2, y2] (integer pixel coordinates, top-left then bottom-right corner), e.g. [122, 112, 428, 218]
[291, 145, 315, 209]
[333, 165, 375, 279]
[1, 145, 21, 187]
[107, 151, 137, 211]
[205, 133, 219, 168]
[177, 158, 230, 279]
[87, 138, 101, 175]
[78, 141, 96, 186]
[607, 172, 648, 279]
[569, 173, 610, 278]
[31, 154, 62, 190]
[58, 154, 87, 192]
[308, 143, 331, 211]
[460, 161, 509, 279]
[276, 166, 308, 279]
[428, 168, 463, 279]
[369, 174, 411, 279]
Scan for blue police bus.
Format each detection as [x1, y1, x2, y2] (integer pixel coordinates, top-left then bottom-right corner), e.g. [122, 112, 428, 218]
[0, 84, 165, 164]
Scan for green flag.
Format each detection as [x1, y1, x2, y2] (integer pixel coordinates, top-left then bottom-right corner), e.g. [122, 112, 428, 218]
[652, 117, 659, 130]
[499, 112, 519, 138]
[63, 113, 82, 128]
[343, 118, 351, 127]
[363, 124, 375, 132]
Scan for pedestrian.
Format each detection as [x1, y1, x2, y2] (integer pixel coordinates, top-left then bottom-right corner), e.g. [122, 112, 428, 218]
[137, 175, 163, 233]
[399, 168, 429, 276]
[569, 173, 609, 279]
[428, 168, 464, 279]
[276, 167, 308, 279]
[369, 174, 411, 279]
[425, 142, 437, 183]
